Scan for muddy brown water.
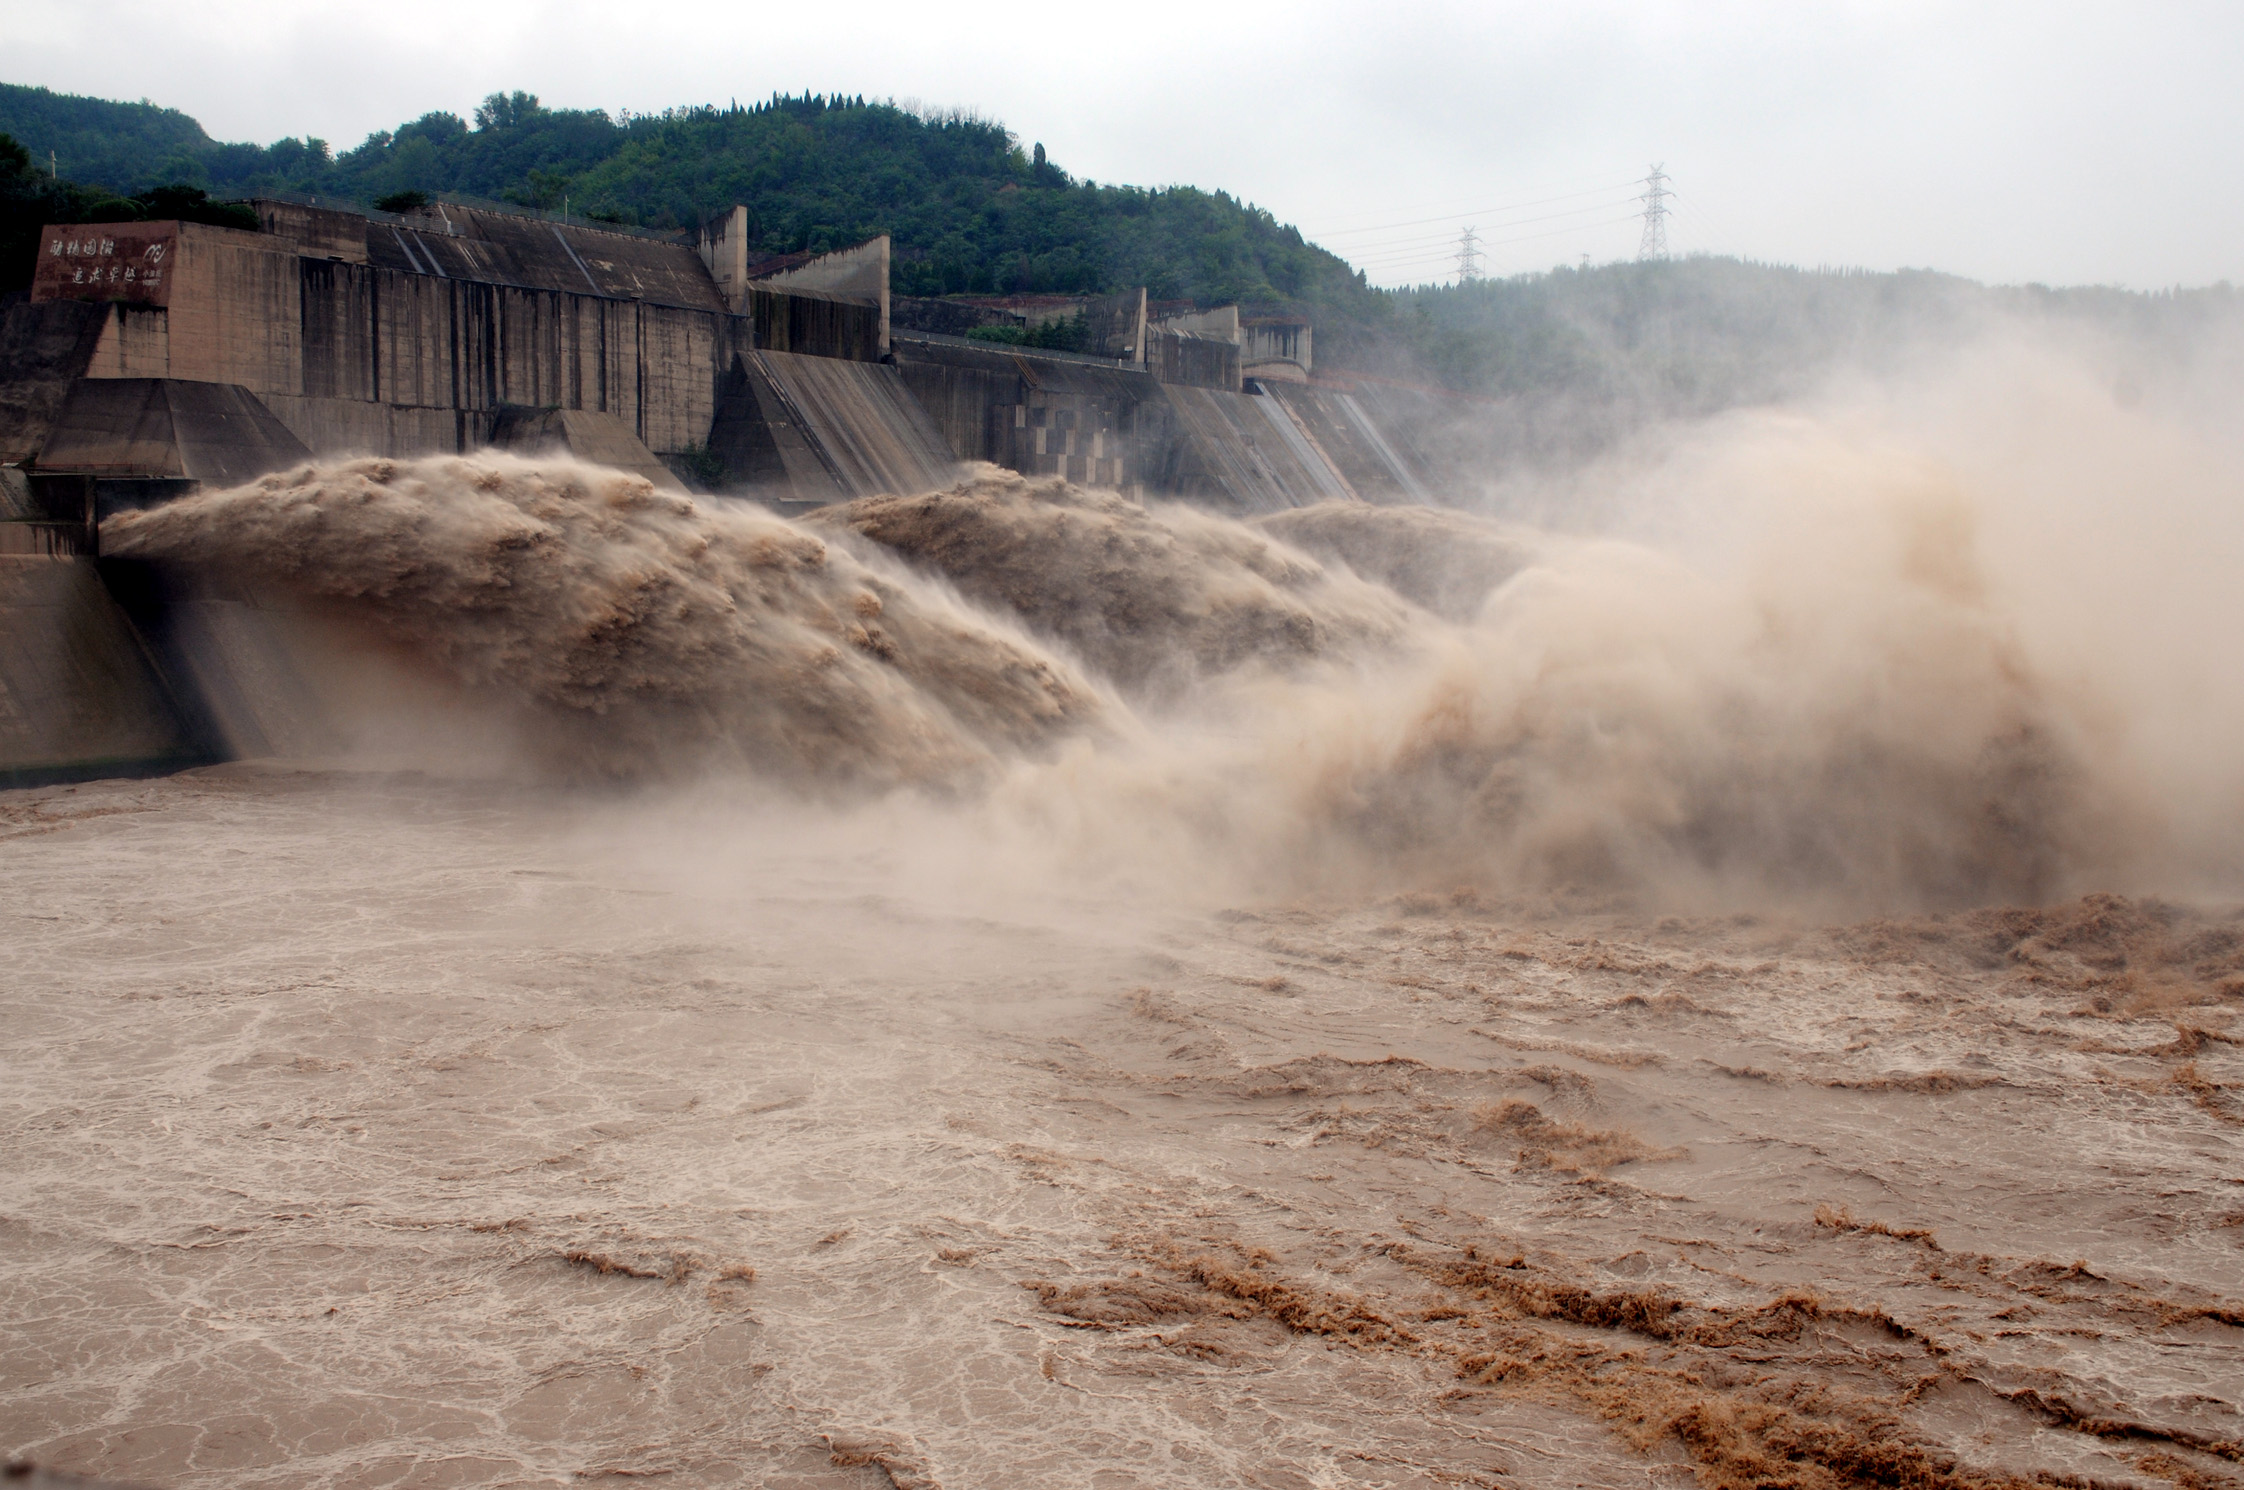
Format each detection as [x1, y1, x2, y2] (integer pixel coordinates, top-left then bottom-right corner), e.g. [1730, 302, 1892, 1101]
[3, 768, 2238, 1490]
[26, 396, 2244, 1487]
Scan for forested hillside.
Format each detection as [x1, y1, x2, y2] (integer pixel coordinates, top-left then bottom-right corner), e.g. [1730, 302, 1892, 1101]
[1378, 257, 2232, 399]
[1326, 257, 2240, 473]
[0, 84, 1375, 310]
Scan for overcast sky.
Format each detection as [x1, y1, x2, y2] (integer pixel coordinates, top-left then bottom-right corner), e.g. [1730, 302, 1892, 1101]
[6, 0, 2238, 289]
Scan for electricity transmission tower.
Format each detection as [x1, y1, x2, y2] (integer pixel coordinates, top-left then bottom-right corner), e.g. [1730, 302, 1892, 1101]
[1637, 165, 1671, 260]
[1455, 226, 1484, 283]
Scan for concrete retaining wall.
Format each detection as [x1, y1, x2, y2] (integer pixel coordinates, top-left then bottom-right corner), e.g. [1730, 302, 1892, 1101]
[0, 554, 368, 786]
[0, 300, 111, 464]
[0, 557, 204, 786]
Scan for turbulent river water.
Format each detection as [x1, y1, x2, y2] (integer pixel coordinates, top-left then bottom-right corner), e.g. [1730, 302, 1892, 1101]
[5, 344, 2243, 1489]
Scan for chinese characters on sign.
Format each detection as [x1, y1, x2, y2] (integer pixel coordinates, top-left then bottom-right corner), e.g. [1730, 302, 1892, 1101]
[30, 223, 180, 307]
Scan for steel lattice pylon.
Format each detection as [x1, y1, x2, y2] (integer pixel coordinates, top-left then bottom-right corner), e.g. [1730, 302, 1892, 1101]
[1638, 164, 1671, 260]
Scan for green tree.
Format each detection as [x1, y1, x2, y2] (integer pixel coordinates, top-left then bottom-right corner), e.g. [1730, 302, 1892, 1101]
[0, 134, 257, 294]
[0, 83, 1379, 322]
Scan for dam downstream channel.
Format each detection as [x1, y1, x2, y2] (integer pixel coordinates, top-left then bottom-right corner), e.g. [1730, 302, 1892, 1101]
[4, 768, 2243, 1490]
[6, 337, 2244, 1489]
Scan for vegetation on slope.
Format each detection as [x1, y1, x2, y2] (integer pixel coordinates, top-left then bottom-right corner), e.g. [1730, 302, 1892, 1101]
[1326, 256, 2240, 473]
[0, 84, 1375, 311]
[0, 132, 254, 295]
[1375, 256, 2234, 401]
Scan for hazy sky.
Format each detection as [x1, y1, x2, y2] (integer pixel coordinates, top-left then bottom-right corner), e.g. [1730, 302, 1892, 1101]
[6, 0, 2238, 289]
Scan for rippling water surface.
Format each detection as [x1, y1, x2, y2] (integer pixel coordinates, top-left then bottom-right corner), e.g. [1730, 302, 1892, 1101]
[4, 768, 2239, 1489]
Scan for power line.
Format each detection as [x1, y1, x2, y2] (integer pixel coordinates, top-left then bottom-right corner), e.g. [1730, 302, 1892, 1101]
[1455, 226, 1484, 284]
[1351, 212, 1644, 264]
[1303, 178, 1644, 239]
[1346, 221, 1651, 273]
[1304, 179, 1638, 236]
[1319, 194, 1642, 256]
[1349, 212, 1646, 280]
[1637, 164, 1671, 261]
[1665, 190, 1746, 261]
[1342, 206, 1645, 267]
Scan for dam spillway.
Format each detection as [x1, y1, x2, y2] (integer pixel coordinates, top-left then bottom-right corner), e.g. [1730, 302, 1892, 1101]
[0, 195, 1472, 785]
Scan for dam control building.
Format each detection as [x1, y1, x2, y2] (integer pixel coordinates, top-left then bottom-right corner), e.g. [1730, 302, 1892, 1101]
[0, 195, 1471, 782]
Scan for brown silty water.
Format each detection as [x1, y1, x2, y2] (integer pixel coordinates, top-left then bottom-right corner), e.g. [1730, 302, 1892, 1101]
[6, 346, 2243, 1489]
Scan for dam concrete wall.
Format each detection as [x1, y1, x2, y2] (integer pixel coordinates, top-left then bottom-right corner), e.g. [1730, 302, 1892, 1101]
[118, 570, 346, 765]
[893, 336, 1165, 492]
[890, 334, 1447, 513]
[21, 209, 884, 471]
[3, 194, 1484, 784]
[15, 199, 1465, 512]
[707, 350, 961, 502]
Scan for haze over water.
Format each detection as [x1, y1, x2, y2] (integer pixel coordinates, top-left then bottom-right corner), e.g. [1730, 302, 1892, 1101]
[5, 321, 2243, 1488]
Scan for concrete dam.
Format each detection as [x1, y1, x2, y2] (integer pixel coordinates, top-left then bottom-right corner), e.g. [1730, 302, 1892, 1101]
[0, 196, 1470, 785]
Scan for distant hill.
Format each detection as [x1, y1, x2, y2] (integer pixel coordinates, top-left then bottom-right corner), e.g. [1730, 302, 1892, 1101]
[1383, 257, 2231, 398]
[1336, 258, 2240, 473]
[0, 85, 226, 196]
